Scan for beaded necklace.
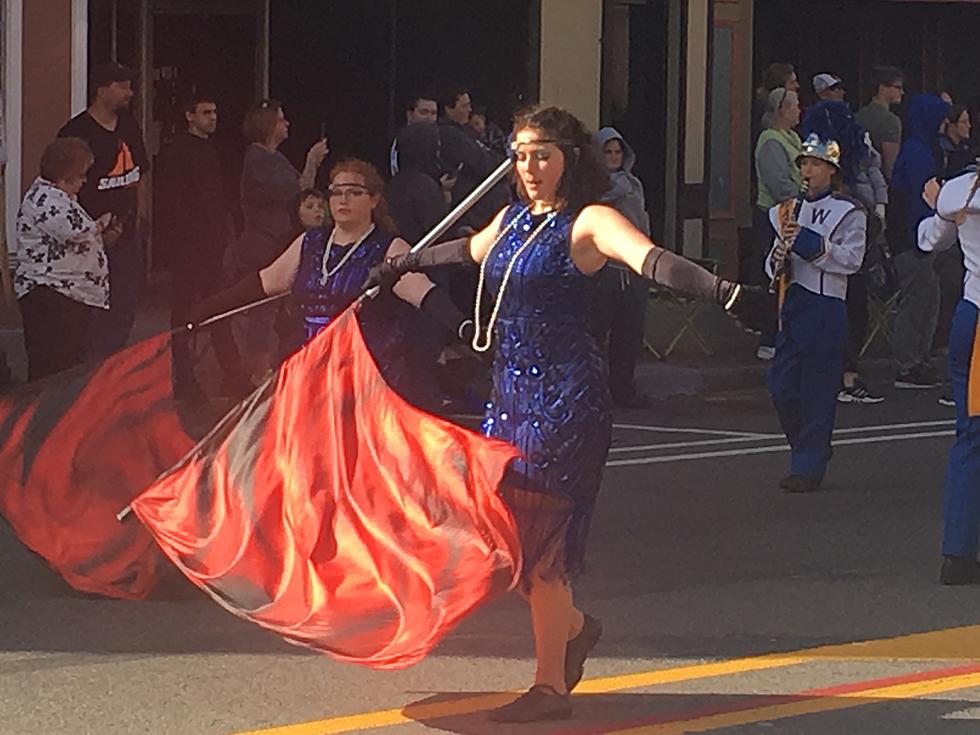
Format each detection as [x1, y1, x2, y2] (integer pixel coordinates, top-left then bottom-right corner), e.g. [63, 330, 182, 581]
[471, 207, 557, 353]
[320, 224, 376, 284]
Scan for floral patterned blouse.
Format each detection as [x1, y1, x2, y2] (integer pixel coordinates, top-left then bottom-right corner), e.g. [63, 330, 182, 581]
[13, 178, 109, 309]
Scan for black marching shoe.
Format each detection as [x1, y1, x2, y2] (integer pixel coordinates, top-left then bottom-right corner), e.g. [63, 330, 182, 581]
[566, 613, 603, 692]
[779, 474, 821, 494]
[940, 555, 980, 585]
[488, 684, 572, 723]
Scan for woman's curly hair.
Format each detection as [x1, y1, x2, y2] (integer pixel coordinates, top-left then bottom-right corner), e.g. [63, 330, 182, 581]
[800, 101, 870, 187]
[511, 106, 610, 212]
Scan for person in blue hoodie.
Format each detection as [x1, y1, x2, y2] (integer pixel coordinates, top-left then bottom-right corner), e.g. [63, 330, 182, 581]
[591, 127, 653, 407]
[888, 94, 951, 389]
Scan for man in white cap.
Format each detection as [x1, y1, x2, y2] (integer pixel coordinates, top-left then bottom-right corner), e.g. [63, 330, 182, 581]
[813, 73, 846, 103]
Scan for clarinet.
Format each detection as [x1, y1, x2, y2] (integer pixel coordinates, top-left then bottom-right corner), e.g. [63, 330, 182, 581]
[768, 180, 809, 294]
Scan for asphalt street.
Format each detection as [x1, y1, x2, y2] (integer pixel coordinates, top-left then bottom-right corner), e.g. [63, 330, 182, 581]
[2, 382, 979, 734]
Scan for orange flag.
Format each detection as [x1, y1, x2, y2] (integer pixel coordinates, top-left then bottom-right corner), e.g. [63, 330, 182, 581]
[0, 333, 195, 599]
[131, 307, 521, 668]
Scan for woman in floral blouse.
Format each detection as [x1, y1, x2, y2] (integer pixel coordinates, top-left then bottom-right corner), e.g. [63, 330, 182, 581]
[14, 137, 122, 380]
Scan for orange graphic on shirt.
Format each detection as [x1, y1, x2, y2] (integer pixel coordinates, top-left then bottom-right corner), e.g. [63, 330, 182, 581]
[97, 141, 141, 191]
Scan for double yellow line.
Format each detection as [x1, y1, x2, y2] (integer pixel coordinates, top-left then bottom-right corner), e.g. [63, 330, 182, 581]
[238, 624, 980, 734]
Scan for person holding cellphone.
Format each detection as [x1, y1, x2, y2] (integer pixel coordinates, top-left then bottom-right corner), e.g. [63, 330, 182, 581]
[13, 138, 123, 380]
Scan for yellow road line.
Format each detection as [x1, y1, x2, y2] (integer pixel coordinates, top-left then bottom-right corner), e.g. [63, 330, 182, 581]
[610, 669, 980, 734]
[236, 624, 980, 735]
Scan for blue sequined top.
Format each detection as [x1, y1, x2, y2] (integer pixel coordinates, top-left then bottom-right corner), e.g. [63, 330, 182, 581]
[291, 226, 393, 342]
[481, 204, 612, 510]
[291, 225, 439, 411]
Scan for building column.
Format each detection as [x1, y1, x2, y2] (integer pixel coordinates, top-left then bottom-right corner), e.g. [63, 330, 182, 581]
[3, 0, 23, 273]
[665, 0, 712, 258]
[538, 0, 602, 131]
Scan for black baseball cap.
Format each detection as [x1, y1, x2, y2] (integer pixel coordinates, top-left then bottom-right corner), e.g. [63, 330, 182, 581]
[90, 62, 136, 90]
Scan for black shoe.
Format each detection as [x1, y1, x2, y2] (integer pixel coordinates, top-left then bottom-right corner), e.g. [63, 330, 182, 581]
[488, 684, 572, 723]
[940, 555, 980, 585]
[779, 474, 821, 493]
[565, 614, 603, 692]
[837, 380, 885, 404]
[895, 367, 941, 390]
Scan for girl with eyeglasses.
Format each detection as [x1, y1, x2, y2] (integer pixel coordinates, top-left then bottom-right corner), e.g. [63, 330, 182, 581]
[193, 159, 471, 409]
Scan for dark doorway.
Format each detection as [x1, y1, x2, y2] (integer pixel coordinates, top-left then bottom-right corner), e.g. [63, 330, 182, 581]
[269, 0, 536, 175]
[603, 0, 669, 244]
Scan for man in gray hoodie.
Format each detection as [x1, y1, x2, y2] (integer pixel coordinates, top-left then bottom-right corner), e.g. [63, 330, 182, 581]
[591, 127, 652, 408]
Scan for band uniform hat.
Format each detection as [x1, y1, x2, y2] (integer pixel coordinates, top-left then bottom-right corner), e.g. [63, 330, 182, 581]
[90, 62, 136, 90]
[812, 73, 841, 93]
[797, 132, 842, 169]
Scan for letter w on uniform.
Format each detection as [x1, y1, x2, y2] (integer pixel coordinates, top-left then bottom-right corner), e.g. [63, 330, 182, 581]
[810, 208, 831, 225]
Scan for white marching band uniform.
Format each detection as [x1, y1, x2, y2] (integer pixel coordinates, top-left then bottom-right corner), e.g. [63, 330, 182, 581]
[765, 187, 866, 486]
[917, 167, 980, 563]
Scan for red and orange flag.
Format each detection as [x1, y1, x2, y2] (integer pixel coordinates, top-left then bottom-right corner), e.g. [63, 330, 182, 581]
[0, 334, 194, 599]
[131, 307, 521, 668]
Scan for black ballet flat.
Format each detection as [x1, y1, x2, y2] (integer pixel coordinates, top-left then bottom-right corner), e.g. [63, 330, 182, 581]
[488, 684, 572, 723]
[565, 613, 603, 692]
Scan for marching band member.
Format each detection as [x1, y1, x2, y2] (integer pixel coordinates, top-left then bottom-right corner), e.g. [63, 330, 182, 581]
[766, 132, 867, 493]
[918, 165, 980, 584]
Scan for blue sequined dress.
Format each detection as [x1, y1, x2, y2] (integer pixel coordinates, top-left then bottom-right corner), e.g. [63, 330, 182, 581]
[291, 226, 438, 409]
[481, 204, 612, 580]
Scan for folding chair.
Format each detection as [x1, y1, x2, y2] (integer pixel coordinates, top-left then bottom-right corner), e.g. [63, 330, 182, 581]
[644, 257, 718, 359]
[860, 289, 901, 358]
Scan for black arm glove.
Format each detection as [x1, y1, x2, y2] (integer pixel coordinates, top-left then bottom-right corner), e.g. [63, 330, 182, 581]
[641, 247, 742, 309]
[418, 286, 474, 343]
[187, 271, 266, 328]
[363, 238, 474, 291]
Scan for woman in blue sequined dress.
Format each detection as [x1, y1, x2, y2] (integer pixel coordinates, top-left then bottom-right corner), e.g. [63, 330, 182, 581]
[372, 107, 750, 722]
[194, 159, 469, 408]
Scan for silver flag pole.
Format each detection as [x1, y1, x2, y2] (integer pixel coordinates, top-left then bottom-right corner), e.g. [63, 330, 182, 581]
[361, 157, 514, 299]
[410, 157, 513, 254]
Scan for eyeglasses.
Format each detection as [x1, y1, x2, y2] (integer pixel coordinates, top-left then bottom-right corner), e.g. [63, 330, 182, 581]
[327, 185, 370, 199]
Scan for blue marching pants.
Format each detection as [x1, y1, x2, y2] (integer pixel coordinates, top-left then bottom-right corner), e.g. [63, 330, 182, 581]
[942, 299, 980, 559]
[767, 285, 847, 482]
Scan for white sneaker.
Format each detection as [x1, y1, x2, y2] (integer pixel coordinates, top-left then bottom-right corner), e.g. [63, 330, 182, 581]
[756, 345, 775, 360]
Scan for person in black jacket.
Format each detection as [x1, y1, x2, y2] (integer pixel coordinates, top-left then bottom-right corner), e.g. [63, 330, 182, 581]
[436, 82, 506, 231]
[154, 94, 251, 400]
[385, 123, 449, 246]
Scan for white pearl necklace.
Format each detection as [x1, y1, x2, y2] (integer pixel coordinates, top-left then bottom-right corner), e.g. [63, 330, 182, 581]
[320, 224, 376, 284]
[471, 207, 557, 353]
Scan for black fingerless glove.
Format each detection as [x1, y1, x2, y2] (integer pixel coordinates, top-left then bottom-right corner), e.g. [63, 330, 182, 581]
[641, 247, 750, 310]
[363, 238, 474, 291]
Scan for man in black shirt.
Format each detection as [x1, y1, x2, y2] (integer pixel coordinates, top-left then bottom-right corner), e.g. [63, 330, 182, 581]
[155, 93, 250, 400]
[59, 63, 149, 357]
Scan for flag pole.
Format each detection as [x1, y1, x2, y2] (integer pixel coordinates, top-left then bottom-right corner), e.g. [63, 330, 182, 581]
[411, 157, 513, 254]
[361, 157, 514, 300]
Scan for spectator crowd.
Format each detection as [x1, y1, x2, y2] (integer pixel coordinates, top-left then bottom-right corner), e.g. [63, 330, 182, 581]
[7, 59, 980, 417]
